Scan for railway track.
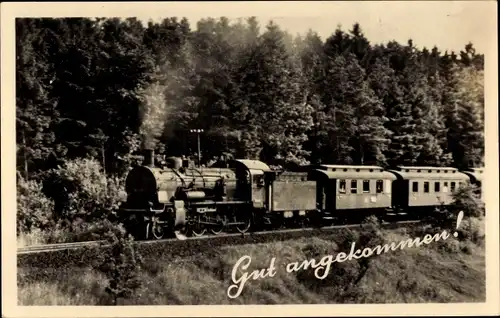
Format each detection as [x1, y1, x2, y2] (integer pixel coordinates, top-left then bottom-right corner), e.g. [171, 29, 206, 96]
[17, 219, 423, 255]
[17, 240, 107, 255]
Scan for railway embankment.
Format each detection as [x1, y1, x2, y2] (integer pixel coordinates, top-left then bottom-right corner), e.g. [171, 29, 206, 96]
[18, 216, 485, 305]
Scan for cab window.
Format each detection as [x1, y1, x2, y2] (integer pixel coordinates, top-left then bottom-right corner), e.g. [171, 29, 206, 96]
[434, 182, 440, 192]
[412, 181, 419, 192]
[351, 180, 357, 194]
[376, 180, 384, 194]
[424, 182, 430, 193]
[253, 175, 264, 187]
[443, 182, 449, 193]
[362, 180, 370, 193]
[451, 182, 456, 192]
[339, 180, 346, 194]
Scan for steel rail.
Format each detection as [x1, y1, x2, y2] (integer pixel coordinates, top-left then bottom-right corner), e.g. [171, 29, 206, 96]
[17, 219, 423, 255]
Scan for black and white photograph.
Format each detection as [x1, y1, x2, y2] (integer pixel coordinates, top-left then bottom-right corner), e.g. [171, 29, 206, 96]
[2, 1, 499, 316]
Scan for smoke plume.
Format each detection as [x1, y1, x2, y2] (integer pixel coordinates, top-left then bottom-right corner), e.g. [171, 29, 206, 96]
[138, 79, 168, 150]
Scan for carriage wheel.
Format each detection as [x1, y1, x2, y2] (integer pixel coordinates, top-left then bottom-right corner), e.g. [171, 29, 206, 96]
[300, 216, 309, 228]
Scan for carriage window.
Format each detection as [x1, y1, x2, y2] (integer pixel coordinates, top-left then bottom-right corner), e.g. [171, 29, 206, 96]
[412, 181, 419, 192]
[443, 182, 449, 193]
[434, 182, 440, 192]
[458, 182, 463, 188]
[363, 180, 370, 193]
[351, 180, 358, 194]
[339, 180, 346, 194]
[376, 180, 384, 193]
[451, 182, 456, 192]
[423, 182, 430, 193]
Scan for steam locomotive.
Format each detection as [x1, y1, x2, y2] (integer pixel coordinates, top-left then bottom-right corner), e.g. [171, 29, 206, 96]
[117, 149, 484, 240]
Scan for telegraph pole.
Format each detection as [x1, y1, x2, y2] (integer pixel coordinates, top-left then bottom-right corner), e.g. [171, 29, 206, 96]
[190, 129, 204, 167]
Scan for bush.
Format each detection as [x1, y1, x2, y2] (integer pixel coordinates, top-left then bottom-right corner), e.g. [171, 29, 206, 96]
[451, 184, 484, 218]
[43, 158, 125, 228]
[437, 238, 461, 253]
[17, 176, 55, 234]
[456, 216, 485, 246]
[94, 221, 143, 305]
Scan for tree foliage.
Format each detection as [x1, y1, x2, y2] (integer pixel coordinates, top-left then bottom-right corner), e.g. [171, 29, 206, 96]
[17, 17, 484, 174]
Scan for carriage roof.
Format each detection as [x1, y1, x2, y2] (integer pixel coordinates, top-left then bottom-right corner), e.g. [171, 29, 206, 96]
[389, 166, 470, 180]
[310, 168, 397, 181]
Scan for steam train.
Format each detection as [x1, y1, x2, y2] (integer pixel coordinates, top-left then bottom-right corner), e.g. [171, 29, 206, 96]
[117, 149, 484, 240]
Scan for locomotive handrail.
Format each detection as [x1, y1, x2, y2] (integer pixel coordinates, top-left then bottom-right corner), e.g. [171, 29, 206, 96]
[169, 167, 187, 187]
[150, 205, 166, 214]
[192, 168, 206, 188]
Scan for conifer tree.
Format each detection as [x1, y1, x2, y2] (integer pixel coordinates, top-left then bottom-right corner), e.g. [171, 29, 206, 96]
[236, 21, 314, 165]
[16, 19, 58, 177]
[443, 64, 484, 168]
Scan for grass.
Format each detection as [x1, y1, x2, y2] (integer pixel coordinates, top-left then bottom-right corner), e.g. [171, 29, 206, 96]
[18, 218, 486, 305]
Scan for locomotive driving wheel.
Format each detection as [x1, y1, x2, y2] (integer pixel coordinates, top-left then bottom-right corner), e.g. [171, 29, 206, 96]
[236, 215, 252, 233]
[210, 214, 226, 235]
[151, 222, 165, 239]
[146, 221, 165, 240]
[190, 214, 207, 237]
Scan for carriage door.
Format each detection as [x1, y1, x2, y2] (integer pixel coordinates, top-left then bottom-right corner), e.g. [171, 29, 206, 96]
[326, 178, 337, 212]
[392, 179, 409, 207]
[316, 182, 325, 211]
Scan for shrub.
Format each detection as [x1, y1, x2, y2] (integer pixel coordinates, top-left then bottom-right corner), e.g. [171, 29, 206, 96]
[301, 218, 386, 297]
[43, 158, 125, 229]
[17, 176, 55, 234]
[456, 216, 485, 246]
[451, 184, 484, 218]
[361, 215, 382, 234]
[437, 238, 461, 254]
[94, 221, 143, 305]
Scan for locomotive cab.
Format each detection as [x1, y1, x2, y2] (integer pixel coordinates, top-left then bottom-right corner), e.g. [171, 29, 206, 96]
[228, 159, 271, 209]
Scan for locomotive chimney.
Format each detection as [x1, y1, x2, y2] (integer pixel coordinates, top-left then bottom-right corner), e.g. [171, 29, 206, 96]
[143, 149, 155, 167]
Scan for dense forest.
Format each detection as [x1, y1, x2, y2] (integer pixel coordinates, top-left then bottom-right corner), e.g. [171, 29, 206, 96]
[16, 17, 485, 241]
[17, 17, 485, 176]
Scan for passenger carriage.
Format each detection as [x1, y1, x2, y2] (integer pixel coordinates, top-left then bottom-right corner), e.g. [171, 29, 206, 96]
[388, 166, 470, 215]
[308, 165, 397, 222]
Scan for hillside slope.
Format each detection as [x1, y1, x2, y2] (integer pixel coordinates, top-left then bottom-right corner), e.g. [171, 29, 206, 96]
[18, 220, 485, 305]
